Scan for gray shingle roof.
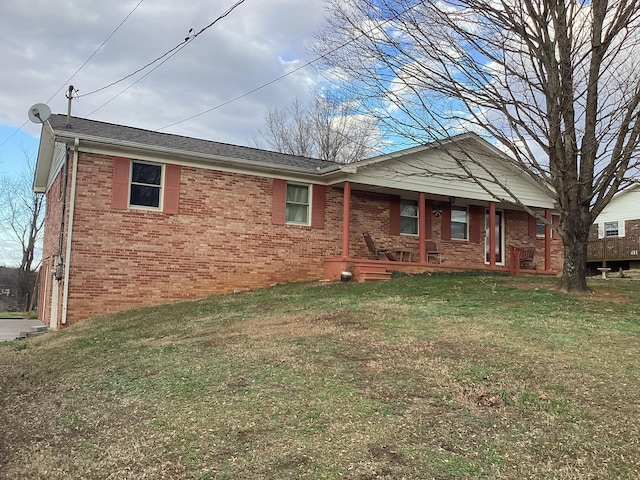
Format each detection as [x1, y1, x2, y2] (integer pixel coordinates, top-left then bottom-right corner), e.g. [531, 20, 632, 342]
[49, 114, 339, 172]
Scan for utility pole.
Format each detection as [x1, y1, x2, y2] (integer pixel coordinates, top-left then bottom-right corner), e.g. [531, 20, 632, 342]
[66, 85, 74, 128]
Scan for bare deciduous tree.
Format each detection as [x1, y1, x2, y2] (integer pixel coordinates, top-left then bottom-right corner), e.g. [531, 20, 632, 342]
[253, 92, 383, 163]
[0, 153, 45, 305]
[313, 0, 640, 292]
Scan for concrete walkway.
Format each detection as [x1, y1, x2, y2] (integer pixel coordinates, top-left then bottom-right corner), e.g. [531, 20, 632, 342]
[0, 318, 48, 342]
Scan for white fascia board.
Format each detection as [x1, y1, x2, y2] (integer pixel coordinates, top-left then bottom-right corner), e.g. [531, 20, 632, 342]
[33, 122, 55, 193]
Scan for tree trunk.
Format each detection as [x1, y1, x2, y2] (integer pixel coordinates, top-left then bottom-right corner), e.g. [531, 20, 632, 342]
[556, 214, 591, 293]
[15, 269, 32, 308]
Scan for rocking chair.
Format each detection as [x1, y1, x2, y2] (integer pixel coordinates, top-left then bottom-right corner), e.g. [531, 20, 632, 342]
[363, 232, 397, 261]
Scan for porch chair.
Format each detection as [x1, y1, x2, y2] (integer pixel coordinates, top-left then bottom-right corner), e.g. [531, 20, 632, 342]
[426, 240, 443, 264]
[519, 246, 536, 269]
[363, 232, 397, 261]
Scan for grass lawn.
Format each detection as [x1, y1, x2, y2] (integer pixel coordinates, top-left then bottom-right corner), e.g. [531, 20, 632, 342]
[1, 273, 639, 479]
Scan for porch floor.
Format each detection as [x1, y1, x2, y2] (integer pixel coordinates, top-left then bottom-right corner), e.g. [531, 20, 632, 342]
[324, 257, 557, 282]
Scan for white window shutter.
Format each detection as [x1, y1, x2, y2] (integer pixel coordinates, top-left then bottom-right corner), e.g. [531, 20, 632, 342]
[620, 220, 626, 238]
[598, 223, 604, 239]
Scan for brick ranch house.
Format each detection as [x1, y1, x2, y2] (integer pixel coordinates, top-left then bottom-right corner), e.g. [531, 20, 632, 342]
[34, 115, 564, 328]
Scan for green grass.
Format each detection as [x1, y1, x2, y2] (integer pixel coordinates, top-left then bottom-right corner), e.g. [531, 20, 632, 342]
[1, 274, 640, 479]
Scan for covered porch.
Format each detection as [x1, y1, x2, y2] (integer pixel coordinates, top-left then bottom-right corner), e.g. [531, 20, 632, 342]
[323, 181, 560, 282]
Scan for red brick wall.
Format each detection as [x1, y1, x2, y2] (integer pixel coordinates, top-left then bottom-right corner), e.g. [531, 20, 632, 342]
[57, 153, 346, 325]
[503, 210, 564, 271]
[626, 219, 640, 237]
[39, 160, 70, 329]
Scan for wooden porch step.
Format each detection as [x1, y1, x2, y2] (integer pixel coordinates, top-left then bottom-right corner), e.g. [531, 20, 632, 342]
[353, 264, 392, 282]
[358, 272, 392, 281]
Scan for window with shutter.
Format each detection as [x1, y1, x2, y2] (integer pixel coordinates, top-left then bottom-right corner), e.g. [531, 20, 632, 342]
[112, 158, 180, 213]
[400, 199, 418, 235]
[451, 207, 468, 240]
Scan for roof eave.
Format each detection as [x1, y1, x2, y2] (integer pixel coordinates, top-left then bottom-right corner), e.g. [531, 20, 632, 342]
[33, 122, 55, 193]
[52, 130, 343, 178]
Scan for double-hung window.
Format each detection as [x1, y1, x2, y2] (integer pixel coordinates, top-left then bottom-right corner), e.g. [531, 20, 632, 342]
[604, 221, 619, 237]
[130, 161, 162, 208]
[451, 207, 468, 240]
[400, 199, 418, 235]
[285, 183, 310, 225]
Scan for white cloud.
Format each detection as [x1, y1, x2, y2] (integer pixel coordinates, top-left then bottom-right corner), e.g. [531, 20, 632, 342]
[0, 0, 327, 146]
[0, 0, 329, 267]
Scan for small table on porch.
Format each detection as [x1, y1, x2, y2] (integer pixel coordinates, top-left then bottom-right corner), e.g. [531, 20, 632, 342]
[393, 249, 413, 262]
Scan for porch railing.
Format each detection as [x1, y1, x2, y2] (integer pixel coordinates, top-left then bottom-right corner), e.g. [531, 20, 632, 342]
[587, 236, 640, 262]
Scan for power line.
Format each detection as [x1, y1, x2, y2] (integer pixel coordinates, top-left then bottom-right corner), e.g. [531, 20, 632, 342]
[157, 1, 426, 132]
[0, 0, 145, 148]
[49, 0, 146, 103]
[79, 39, 187, 100]
[1, 0, 245, 147]
[159, 60, 319, 131]
[0, 122, 28, 148]
[80, 0, 247, 101]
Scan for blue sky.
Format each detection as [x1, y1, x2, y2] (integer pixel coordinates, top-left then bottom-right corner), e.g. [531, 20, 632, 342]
[0, 125, 40, 178]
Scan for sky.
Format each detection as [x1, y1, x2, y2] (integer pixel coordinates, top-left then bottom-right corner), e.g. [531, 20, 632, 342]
[0, 0, 329, 267]
[0, 0, 329, 178]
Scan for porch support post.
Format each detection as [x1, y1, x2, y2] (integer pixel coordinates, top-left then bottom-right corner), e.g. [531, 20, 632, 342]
[489, 201, 496, 268]
[544, 208, 552, 271]
[418, 192, 426, 263]
[342, 181, 351, 259]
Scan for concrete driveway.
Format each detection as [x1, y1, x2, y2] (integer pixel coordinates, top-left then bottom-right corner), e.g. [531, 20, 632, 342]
[0, 318, 48, 342]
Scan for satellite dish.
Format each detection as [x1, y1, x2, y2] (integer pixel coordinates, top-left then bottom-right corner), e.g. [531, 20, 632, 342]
[28, 103, 51, 124]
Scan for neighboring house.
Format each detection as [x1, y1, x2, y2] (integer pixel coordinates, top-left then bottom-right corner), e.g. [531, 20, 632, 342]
[588, 182, 640, 269]
[34, 115, 564, 328]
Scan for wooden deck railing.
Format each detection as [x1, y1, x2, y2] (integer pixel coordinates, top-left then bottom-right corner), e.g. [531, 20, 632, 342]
[587, 236, 640, 262]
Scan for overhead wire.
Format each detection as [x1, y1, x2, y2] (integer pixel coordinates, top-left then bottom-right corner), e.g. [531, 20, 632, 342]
[0, 0, 145, 148]
[51, 0, 146, 102]
[158, 1, 427, 131]
[158, 60, 316, 130]
[82, 0, 247, 117]
[2, 0, 414, 148]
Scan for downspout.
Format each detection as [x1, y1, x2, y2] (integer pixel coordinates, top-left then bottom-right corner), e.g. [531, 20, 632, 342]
[61, 138, 79, 325]
[56, 146, 70, 279]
